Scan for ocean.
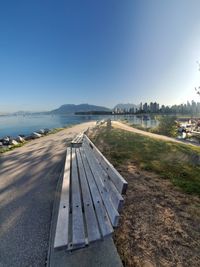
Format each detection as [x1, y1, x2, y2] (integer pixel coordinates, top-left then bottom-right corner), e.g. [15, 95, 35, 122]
[0, 114, 159, 138]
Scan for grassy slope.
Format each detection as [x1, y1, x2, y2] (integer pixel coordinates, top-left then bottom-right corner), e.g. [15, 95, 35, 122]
[92, 128, 200, 196]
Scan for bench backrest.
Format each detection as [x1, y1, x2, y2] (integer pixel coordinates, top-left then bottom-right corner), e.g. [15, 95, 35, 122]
[82, 134, 128, 195]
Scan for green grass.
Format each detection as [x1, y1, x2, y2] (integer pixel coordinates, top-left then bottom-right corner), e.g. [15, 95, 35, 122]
[0, 143, 25, 154]
[125, 116, 178, 137]
[91, 128, 200, 196]
[129, 123, 152, 132]
[47, 127, 65, 134]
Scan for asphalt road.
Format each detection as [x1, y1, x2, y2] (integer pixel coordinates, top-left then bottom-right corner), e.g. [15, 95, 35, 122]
[0, 122, 95, 267]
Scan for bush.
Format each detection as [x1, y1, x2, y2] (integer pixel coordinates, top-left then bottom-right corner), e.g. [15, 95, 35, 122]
[153, 115, 178, 137]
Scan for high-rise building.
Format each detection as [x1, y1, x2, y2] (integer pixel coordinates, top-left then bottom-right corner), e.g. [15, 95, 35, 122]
[143, 103, 148, 112]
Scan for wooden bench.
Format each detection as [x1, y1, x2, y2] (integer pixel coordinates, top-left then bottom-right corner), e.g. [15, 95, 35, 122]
[96, 119, 112, 127]
[54, 134, 128, 251]
[71, 133, 83, 147]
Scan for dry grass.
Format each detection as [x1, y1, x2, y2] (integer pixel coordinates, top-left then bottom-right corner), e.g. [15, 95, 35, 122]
[89, 126, 200, 267]
[114, 165, 200, 267]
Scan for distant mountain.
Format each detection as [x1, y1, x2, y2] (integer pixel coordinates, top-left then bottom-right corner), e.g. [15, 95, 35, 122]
[13, 111, 32, 115]
[11, 111, 49, 115]
[2, 103, 141, 115]
[113, 103, 139, 111]
[51, 104, 111, 114]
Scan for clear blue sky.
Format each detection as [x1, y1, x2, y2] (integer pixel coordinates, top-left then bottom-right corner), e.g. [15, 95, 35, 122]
[1, 0, 200, 112]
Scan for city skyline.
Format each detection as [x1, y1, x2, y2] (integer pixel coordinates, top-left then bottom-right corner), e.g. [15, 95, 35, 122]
[1, 99, 200, 115]
[1, 0, 200, 112]
[113, 99, 200, 114]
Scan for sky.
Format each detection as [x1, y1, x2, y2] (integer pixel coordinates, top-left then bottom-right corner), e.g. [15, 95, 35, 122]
[1, 0, 200, 112]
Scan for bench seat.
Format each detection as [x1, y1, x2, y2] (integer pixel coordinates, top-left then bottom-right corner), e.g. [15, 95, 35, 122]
[71, 133, 83, 147]
[54, 134, 128, 251]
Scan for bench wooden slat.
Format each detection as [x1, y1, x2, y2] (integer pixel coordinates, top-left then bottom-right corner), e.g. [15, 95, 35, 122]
[72, 133, 83, 144]
[72, 136, 78, 142]
[54, 147, 71, 249]
[87, 153, 124, 212]
[80, 147, 113, 237]
[77, 134, 83, 143]
[83, 134, 128, 194]
[76, 149, 101, 243]
[71, 148, 85, 249]
[84, 146, 120, 227]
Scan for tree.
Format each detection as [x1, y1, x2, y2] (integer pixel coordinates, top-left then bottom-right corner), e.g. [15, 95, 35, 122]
[156, 116, 177, 137]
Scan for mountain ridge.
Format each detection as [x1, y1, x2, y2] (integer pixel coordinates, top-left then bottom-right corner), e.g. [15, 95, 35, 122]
[1, 103, 141, 114]
[50, 103, 111, 114]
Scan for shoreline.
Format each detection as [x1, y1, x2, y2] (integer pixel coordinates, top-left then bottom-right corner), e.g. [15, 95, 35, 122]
[1, 119, 200, 154]
[1, 112, 199, 143]
[0, 122, 90, 154]
[0, 127, 63, 154]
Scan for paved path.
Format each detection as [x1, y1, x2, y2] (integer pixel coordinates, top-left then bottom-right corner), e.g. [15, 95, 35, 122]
[0, 122, 95, 267]
[113, 121, 200, 147]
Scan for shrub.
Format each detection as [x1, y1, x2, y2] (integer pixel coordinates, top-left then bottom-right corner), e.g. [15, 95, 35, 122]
[153, 115, 178, 137]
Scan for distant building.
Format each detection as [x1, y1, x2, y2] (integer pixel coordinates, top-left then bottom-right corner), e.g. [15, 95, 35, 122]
[143, 102, 148, 112]
[139, 102, 143, 111]
[150, 102, 154, 112]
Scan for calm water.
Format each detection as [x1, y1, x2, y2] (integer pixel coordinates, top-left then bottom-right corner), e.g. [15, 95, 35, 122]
[0, 114, 159, 138]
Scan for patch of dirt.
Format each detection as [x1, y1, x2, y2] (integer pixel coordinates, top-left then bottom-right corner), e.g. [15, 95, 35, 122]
[114, 162, 200, 267]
